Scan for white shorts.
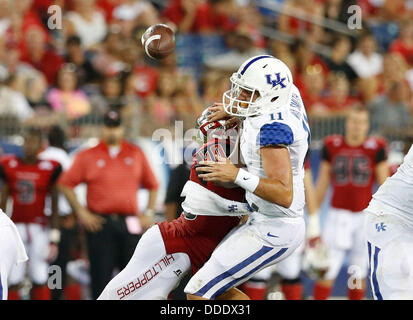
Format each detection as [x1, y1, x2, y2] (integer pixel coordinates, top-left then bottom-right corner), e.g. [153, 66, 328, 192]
[8, 223, 49, 286]
[322, 208, 367, 280]
[276, 241, 305, 280]
[0, 221, 28, 299]
[365, 212, 413, 300]
[184, 213, 305, 299]
[98, 225, 191, 300]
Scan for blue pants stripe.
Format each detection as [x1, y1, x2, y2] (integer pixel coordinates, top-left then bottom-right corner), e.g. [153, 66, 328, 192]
[195, 245, 273, 296]
[210, 247, 288, 299]
[371, 244, 383, 300]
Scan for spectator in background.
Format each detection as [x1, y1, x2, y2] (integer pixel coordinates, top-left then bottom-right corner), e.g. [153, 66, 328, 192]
[96, 0, 123, 24]
[347, 32, 383, 79]
[369, 81, 412, 136]
[173, 73, 203, 127]
[90, 74, 140, 117]
[0, 43, 38, 80]
[64, 0, 108, 49]
[0, 0, 11, 37]
[143, 70, 177, 133]
[299, 64, 327, 115]
[278, 0, 324, 42]
[322, 35, 357, 83]
[377, 52, 410, 94]
[204, 27, 267, 72]
[200, 70, 230, 106]
[292, 39, 329, 87]
[122, 34, 159, 99]
[5, 0, 49, 53]
[112, 0, 159, 35]
[0, 73, 34, 121]
[90, 27, 128, 77]
[322, 73, 359, 115]
[58, 109, 159, 299]
[47, 64, 92, 120]
[65, 35, 100, 86]
[163, 0, 237, 34]
[21, 71, 49, 110]
[20, 25, 64, 85]
[390, 19, 413, 67]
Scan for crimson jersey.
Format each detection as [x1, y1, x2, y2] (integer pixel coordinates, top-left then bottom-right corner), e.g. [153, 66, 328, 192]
[322, 135, 388, 212]
[0, 155, 62, 225]
[158, 139, 246, 274]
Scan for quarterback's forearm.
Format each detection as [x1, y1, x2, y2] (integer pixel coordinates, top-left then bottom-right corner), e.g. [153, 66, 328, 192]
[234, 168, 293, 208]
[254, 177, 293, 208]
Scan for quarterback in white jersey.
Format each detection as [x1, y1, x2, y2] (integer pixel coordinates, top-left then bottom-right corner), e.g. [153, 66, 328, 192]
[0, 209, 28, 300]
[185, 55, 309, 300]
[365, 144, 413, 299]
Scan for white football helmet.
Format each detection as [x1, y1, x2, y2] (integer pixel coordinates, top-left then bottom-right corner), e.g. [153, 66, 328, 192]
[223, 55, 293, 117]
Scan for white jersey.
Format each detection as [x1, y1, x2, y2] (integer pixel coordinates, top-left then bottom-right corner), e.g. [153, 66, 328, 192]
[240, 85, 310, 218]
[0, 210, 28, 264]
[366, 144, 413, 228]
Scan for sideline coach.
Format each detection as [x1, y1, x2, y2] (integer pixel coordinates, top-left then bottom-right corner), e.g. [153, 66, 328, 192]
[58, 109, 159, 299]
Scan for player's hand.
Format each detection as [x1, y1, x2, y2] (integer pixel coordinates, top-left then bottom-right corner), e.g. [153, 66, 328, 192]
[77, 207, 106, 233]
[196, 156, 239, 183]
[207, 103, 231, 122]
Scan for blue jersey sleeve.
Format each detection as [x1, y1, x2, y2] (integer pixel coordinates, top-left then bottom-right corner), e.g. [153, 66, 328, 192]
[258, 122, 294, 147]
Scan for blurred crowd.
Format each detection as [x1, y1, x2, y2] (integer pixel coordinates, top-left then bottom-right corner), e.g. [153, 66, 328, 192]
[0, 0, 412, 139]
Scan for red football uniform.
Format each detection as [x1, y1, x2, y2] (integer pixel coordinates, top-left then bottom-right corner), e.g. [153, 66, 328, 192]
[0, 155, 62, 225]
[322, 135, 388, 212]
[158, 139, 246, 274]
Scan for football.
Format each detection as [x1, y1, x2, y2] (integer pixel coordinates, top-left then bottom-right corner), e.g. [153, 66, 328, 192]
[141, 24, 176, 60]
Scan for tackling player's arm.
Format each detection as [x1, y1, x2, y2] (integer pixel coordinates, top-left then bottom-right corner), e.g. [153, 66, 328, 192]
[197, 146, 294, 208]
[197, 122, 295, 208]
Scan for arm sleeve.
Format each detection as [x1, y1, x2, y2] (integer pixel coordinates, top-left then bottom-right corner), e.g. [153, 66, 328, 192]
[375, 146, 388, 164]
[0, 164, 7, 182]
[258, 122, 294, 148]
[321, 144, 331, 162]
[50, 164, 63, 184]
[139, 150, 159, 190]
[58, 153, 86, 188]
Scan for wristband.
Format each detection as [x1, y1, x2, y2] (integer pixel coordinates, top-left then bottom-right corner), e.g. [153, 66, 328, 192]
[307, 212, 321, 239]
[234, 168, 260, 193]
[144, 209, 155, 217]
[49, 228, 61, 244]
